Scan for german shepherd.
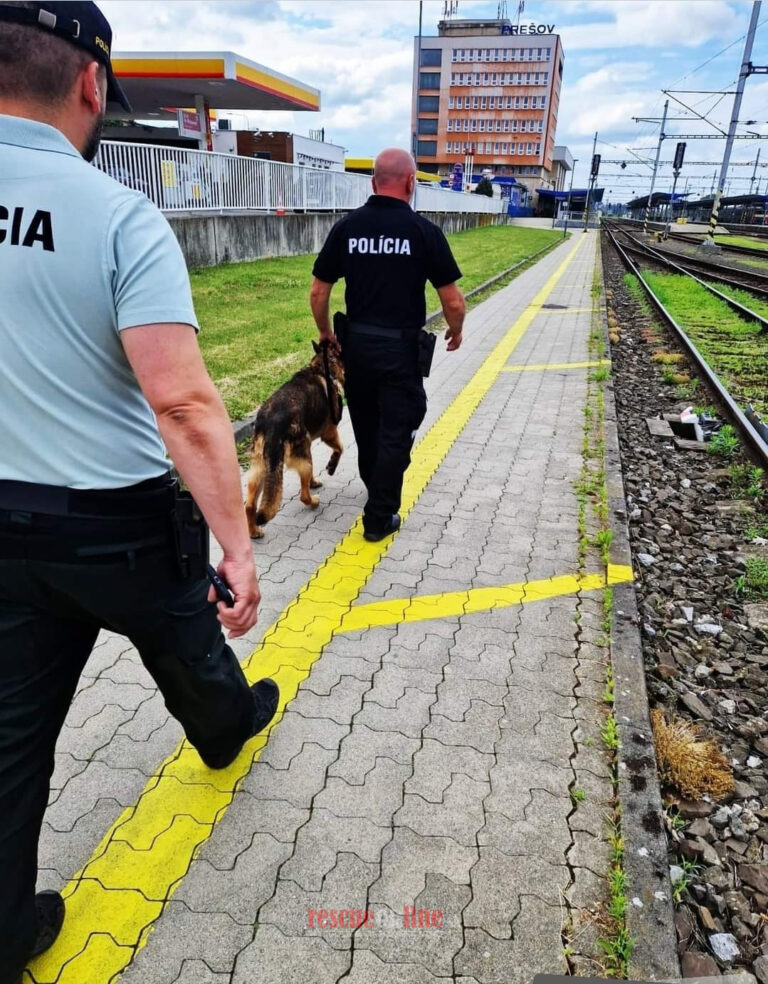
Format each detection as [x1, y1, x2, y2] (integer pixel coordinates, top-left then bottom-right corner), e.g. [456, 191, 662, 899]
[245, 341, 344, 538]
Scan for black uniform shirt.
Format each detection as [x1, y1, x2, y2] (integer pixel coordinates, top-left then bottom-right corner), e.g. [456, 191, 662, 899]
[312, 195, 462, 330]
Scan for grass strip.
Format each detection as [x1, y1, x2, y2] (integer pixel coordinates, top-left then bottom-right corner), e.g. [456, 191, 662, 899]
[626, 271, 768, 416]
[190, 224, 562, 419]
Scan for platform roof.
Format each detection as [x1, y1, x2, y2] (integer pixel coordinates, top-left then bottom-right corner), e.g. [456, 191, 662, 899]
[111, 51, 320, 120]
[345, 158, 442, 183]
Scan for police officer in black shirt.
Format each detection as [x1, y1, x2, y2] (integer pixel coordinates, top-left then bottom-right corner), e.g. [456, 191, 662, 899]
[310, 148, 466, 541]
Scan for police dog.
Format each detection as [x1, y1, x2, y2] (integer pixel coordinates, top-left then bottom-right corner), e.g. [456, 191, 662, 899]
[245, 340, 344, 538]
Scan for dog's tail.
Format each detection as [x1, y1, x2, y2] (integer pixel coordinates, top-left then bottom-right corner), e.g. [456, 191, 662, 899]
[254, 432, 285, 527]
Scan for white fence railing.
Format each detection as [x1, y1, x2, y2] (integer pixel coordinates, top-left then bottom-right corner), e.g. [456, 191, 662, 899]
[94, 140, 504, 216]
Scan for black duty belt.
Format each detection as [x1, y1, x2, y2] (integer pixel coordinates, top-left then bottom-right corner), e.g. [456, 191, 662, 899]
[0, 474, 176, 517]
[348, 321, 421, 341]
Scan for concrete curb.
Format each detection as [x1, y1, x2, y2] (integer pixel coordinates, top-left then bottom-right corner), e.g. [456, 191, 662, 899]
[599, 246, 680, 978]
[231, 238, 563, 445]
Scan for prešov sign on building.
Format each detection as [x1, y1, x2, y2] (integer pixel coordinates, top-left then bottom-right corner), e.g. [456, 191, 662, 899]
[501, 23, 555, 34]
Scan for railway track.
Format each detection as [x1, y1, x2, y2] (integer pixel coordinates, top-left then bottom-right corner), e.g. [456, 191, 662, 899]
[613, 217, 768, 259]
[603, 224, 768, 469]
[607, 225, 768, 329]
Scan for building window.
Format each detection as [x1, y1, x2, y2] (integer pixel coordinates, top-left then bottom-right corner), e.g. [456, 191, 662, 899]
[482, 72, 489, 84]
[537, 120, 543, 132]
[527, 142, 534, 155]
[471, 119, 477, 131]
[418, 117, 438, 135]
[524, 72, 531, 84]
[417, 140, 437, 156]
[535, 143, 541, 154]
[506, 95, 513, 108]
[523, 95, 529, 108]
[478, 119, 486, 132]
[515, 72, 523, 84]
[474, 72, 481, 84]
[447, 96, 454, 110]
[491, 73, 498, 84]
[494, 142, 500, 153]
[451, 49, 457, 62]
[459, 48, 466, 61]
[496, 120, 503, 132]
[445, 142, 452, 153]
[484, 141, 492, 153]
[419, 72, 440, 89]
[419, 95, 440, 112]
[480, 96, 487, 109]
[420, 48, 442, 67]
[501, 142, 508, 154]
[463, 119, 469, 131]
[472, 95, 479, 108]
[533, 73, 539, 84]
[542, 72, 549, 84]
[503, 119, 510, 131]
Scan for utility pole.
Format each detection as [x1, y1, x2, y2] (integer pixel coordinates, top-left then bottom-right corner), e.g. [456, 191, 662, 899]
[643, 99, 668, 235]
[704, 0, 761, 246]
[750, 148, 761, 194]
[583, 131, 598, 232]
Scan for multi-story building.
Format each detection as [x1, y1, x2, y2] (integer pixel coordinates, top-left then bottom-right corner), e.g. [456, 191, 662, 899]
[411, 18, 564, 203]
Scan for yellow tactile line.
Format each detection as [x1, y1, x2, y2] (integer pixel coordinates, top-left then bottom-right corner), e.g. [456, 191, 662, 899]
[502, 359, 611, 373]
[339, 566, 632, 633]
[30, 236, 586, 983]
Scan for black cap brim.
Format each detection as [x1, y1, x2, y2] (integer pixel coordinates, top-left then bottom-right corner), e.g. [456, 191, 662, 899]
[106, 65, 131, 113]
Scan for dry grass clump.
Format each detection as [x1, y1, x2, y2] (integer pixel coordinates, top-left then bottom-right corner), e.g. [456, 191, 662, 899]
[651, 708, 734, 801]
[651, 351, 684, 365]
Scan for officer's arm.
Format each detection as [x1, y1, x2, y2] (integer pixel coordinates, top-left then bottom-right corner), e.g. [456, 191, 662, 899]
[309, 277, 338, 349]
[121, 322, 260, 638]
[437, 283, 466, 351]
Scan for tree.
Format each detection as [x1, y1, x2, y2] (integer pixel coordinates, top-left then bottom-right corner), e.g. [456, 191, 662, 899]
[474, 177, 494, 197]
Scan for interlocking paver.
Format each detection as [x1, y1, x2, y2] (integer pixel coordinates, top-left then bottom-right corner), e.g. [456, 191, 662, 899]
[370, 826, 476, 909]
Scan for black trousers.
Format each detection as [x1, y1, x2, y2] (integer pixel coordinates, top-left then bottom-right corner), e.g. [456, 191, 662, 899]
[342, 331, 427, 533]
[0, 509, 254, 983]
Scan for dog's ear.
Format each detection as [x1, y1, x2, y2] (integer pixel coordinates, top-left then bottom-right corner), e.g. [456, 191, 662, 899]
[312, 340, 321, 354]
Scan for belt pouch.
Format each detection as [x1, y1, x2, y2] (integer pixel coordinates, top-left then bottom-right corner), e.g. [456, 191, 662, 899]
[333, 310, 348, 349]
[170, 489, 209, 579]
[417, 330, 437, 377]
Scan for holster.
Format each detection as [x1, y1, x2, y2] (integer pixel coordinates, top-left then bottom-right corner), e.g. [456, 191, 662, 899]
[333, 310, 348, 350]
[417, 330, 437, 378]
[170, 488, 209, 580]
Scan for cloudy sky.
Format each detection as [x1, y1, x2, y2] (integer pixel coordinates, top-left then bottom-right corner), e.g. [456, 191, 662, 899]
[100, 0, 768, 202]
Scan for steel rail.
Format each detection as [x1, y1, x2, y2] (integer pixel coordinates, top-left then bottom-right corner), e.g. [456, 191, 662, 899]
[604, 225, 768, 469]
[623, 237, 768, 300]
[612, 218, 768, 259]
[610, 226, 768, 333]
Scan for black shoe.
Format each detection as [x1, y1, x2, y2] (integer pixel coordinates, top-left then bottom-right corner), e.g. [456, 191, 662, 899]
[199, 679, 280, 770]
[363, 514, 401, 542]
[30, 890, 65, 958]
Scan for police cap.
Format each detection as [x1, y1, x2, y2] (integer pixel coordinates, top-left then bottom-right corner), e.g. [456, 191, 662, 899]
[0, 1, 131, 111]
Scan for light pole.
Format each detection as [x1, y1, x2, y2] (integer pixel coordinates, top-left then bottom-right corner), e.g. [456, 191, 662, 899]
[563, 159, 578, 238]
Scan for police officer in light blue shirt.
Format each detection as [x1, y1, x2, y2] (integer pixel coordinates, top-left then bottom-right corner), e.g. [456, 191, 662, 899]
[0, 4, 278, 978]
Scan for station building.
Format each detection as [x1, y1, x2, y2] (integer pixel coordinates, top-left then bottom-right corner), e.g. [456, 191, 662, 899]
[411, 17, 565, 203]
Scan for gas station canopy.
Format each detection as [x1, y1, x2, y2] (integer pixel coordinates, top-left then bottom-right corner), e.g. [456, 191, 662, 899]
[111, 51, 320, 119]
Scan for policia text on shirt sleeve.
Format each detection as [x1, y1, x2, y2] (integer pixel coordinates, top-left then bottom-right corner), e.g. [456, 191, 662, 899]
[311, 190, 464, 539]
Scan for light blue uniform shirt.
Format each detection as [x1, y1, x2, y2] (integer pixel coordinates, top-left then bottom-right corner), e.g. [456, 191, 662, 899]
[0, 114, 199, 489]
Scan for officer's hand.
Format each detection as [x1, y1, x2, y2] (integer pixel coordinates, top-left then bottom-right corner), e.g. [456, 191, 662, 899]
[445, 328, 463, 351]
[319, 328, 341, 353]
[208, 554, 261, 638]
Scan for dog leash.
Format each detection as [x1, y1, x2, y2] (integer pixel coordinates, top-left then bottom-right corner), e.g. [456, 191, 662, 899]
[321, 340, 343, 425]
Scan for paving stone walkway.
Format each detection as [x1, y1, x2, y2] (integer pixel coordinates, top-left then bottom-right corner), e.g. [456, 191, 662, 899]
[30, 230, 625, 984]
